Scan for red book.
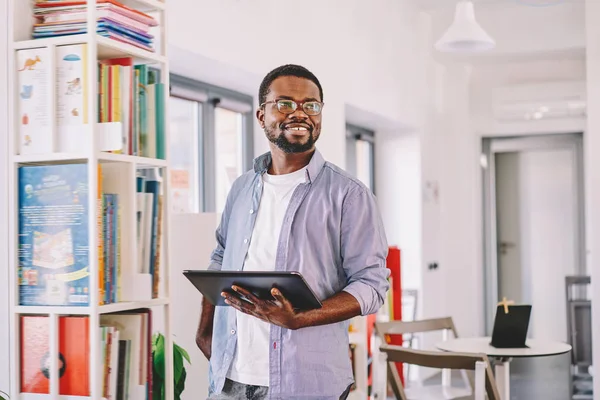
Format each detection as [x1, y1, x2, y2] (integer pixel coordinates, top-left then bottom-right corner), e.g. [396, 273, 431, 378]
[21, 315, 90, 395]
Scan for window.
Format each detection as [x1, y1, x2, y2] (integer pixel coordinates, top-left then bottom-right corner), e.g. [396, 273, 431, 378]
[169, 75, 254, 213]
[346, 124, 375, 193]
[169, 96, 201, 213]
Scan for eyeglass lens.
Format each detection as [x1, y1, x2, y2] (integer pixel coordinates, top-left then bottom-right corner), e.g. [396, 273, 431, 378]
[276, 100, 322, 115]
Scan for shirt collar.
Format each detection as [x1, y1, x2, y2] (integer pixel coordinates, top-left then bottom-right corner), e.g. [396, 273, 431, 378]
[253, 148, 325, 183]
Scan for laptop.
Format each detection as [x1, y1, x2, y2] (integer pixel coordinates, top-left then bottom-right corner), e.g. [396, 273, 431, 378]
[490, 304, 532, 348]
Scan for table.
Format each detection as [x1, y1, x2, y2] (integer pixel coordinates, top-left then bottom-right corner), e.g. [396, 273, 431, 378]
[436, 337, 572, 400]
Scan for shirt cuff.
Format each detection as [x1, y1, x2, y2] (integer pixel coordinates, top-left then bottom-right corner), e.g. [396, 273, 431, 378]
[208, 261, 222, 271]
[343, 281, 384, 316]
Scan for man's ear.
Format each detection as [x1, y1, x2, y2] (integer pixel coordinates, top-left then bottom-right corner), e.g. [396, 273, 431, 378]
[256, 107, 265, 129]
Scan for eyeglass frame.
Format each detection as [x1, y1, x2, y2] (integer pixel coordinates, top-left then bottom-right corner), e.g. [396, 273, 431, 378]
[259, 98, 325, 116]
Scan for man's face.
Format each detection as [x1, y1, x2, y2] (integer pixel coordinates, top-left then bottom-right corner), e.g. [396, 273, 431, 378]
[257, 76, 322, 154]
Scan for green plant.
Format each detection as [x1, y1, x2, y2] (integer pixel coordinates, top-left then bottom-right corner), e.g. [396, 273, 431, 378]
[152, 333, 191, 400]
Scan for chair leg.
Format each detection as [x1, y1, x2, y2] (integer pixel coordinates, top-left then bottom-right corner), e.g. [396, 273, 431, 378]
[473, 361, 486, 400]
[388, 362, 408, 400]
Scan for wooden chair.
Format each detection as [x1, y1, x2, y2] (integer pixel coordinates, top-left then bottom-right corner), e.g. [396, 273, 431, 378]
[379, 345, 501, 400]
[372, 317, 472, 400]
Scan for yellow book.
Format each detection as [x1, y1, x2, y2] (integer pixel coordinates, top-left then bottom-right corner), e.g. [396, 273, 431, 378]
[110, 65, 121, 123]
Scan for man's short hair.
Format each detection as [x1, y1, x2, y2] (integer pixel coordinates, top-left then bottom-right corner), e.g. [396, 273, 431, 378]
[258, 64, 323, 105]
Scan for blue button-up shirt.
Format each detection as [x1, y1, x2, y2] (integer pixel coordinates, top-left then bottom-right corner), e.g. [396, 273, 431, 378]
[207, 149, 390, 399]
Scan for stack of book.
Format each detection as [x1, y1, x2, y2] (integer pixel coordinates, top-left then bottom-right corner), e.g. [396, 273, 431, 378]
[32, 0, 158, 52]
[20, 311, 153, 400]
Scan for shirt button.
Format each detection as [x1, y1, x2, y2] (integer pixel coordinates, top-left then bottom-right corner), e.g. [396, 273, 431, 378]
[249, 209, 254, 214]
[231, 329, 236, 335]
[243, 239, 248, 244]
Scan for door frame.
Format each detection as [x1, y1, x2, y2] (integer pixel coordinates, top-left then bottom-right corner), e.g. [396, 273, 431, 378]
[481, 132, 586, 334]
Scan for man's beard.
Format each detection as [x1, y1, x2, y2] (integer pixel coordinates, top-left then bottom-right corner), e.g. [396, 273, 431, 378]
[266, 125, 317, 154]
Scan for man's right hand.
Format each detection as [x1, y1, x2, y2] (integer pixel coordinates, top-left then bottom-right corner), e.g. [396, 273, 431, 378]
[196, 297, 216, 360]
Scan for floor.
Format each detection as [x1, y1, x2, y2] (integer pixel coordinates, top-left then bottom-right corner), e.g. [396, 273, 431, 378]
[508, 353, 572, 400]
[407, 352, 578, 399]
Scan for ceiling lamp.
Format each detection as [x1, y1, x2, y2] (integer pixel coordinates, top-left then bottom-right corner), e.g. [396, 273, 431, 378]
[435, 1, 496, 53]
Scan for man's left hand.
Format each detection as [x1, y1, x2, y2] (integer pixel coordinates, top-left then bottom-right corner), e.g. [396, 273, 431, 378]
[222, 285, 301, 330]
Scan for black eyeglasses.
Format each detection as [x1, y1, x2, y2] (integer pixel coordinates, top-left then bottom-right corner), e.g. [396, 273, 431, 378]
[260, 99, 324, 116]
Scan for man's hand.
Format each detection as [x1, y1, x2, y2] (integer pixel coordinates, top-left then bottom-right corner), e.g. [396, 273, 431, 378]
[222, 285, 300, 330]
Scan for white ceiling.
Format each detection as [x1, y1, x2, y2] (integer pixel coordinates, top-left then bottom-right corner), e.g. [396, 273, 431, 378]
[420, 0, 586, 64]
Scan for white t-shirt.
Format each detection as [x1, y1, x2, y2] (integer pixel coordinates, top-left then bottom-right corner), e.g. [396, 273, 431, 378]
[226, 167, 307, 387]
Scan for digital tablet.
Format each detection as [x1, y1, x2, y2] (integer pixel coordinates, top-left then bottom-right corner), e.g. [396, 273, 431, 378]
[182, 270, 323, 310]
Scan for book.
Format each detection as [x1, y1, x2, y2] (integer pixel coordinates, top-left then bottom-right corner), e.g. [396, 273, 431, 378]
[56, 43, 89, 144]
[18, 163, 90, 306]
[20, 315, 90, 395]
[20, 313, 150, 400]
[32, 0, 158, 52]
[16, 47, 52, 154]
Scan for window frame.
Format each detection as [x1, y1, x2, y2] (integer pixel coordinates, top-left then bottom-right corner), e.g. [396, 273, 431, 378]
[346, 123, 376, 193]
[170, 74, 255, 212]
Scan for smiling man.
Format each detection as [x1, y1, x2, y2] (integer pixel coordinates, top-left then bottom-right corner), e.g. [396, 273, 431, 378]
[197, 64, 390, 400]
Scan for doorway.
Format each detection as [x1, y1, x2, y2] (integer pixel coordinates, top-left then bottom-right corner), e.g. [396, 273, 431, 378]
[482, 133, 586, 336]
[482, 133, 585, 399]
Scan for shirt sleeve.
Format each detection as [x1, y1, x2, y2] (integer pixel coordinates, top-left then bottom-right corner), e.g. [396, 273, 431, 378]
[207, 178, 241, 271]
[341, 187, 390, 315]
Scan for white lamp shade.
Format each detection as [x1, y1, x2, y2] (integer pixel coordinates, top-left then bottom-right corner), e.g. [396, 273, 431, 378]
[435, 1, 496, 53]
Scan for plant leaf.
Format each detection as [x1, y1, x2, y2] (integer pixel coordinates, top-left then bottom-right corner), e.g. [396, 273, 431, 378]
[175, 367, 186, 400]
[152, 367, 163, 400]
[174, 342, 191, 365]
[153, 333, 165, 380]
[173, 344, 184, 383]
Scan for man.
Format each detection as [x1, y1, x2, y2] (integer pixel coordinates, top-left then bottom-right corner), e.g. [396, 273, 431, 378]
[196, 64, 390, 400]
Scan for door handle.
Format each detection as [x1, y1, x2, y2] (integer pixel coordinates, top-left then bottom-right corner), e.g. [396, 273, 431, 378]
[498, 242, 516, 255]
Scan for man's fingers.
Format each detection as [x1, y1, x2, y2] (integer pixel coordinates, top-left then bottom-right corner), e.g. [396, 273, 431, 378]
[271, 288, 291, 306]
[222, 292, 255, 312]
[231, 285, 261, 304]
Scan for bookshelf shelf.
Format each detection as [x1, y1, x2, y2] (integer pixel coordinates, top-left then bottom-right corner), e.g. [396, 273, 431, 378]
[12, 34, 166, 64]
[8, 0, 173, 399]
[96, 36, 166, 64]
[14, 299, 169, 316]
[13, 152, 168, 167]
[121, 0, 166, 12]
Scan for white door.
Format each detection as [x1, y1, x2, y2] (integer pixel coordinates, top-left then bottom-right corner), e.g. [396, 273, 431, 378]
[483, 134, 585, 341]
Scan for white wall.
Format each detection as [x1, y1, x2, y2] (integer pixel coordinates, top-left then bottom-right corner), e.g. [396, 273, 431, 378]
[0, 0, 9, 393]
[167, 0, 426, 168]
[585, 0, 600, 394]
[416, 52, 586, 338]
[168, 213, 219, 400]
[375, 132, 422, 292]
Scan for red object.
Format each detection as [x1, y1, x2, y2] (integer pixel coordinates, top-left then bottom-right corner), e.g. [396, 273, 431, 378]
[386, 246, 404, 384]
[21, 316, 90, 395]
[366, 246, 404, 391]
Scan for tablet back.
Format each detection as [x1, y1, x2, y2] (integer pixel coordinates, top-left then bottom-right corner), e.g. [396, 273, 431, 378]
[183, 270, 323, 311]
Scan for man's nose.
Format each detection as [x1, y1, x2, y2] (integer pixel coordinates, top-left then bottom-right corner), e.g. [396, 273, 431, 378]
[290, 106, 309, 119]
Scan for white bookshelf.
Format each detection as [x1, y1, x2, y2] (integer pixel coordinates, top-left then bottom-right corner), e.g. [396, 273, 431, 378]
[348, 315, 368, 400]
[7, 0, 173, 400]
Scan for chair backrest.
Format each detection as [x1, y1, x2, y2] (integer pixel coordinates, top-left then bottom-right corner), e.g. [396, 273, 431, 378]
[375, 317, 458, 340]
[565, 276, 592, 367]
[379, 345, 502, 400]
